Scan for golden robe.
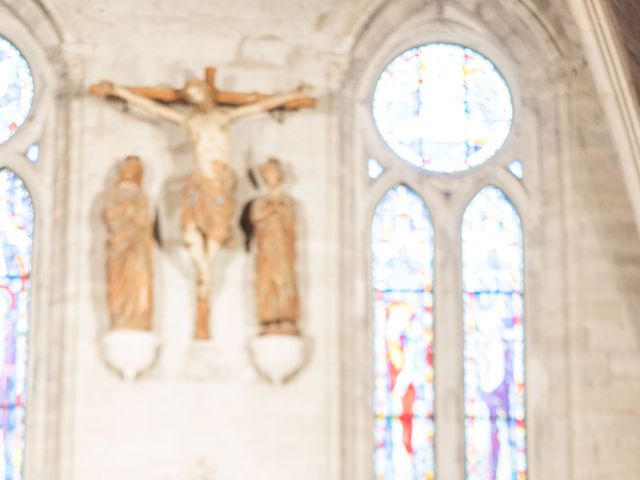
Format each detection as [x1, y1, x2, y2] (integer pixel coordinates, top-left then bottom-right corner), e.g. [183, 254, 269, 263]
[103, 184, 153, 330]
[251, 193, 299, 329]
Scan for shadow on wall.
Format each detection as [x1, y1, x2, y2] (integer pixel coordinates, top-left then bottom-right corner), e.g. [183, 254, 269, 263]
[88, 161, 121, 357]
[573, 80, 640, 352]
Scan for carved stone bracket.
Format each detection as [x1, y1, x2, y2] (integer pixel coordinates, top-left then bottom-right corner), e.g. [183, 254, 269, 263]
[247, 334, 308, 384]
[103, 330, 159, 381]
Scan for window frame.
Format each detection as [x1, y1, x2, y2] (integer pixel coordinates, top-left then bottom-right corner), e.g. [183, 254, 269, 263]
[460, 184, 527, 479]
[370, 182, 438, 479]
[0, 3, 71, 478]
[337, 2, 569, 479]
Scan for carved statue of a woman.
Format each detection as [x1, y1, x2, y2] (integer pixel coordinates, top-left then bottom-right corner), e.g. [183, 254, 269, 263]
[242, 158, 299, 335]
[103, 156, 153, 331]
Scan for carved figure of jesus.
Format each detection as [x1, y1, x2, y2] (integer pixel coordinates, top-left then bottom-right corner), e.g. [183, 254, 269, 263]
[90, 69, 314, 340]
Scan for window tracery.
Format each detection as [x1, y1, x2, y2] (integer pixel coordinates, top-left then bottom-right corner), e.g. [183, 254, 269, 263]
[369, 41, 527, 480]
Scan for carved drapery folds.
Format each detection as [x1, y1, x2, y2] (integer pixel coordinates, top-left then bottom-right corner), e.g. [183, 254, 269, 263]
[181, 161, 238, 340]
[103, 155, 154, 331]
[245, 158, 300, 336]
[243, 158, 306, 384]
[102, 156, 159, 381]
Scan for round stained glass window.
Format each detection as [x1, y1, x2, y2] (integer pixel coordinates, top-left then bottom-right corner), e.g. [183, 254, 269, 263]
[373, 43, 513, 173]
[0, 37, 34, 144]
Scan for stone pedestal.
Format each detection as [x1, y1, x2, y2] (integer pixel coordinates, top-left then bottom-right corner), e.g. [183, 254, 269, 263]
[103, 329, 159, 381]
[248, 334, 307, 384]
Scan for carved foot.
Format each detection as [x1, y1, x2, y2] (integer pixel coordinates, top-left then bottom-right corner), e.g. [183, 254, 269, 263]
[103, 329, 159, 381]
[194, 297, 211, 340]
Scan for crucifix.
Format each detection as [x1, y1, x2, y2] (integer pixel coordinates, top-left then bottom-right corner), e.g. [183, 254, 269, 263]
[90, 67, 315, 340]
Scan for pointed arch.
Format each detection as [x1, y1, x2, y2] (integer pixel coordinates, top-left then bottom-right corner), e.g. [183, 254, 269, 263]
[0, 2, 75, 478]
[0, 168, 34, 479]
[371, 184, 435, 479]
[461, 185, 525, 479]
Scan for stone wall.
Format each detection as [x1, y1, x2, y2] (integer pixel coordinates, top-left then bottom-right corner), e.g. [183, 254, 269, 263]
[568, 70, 640, 480]
[3, 0, 639, 478]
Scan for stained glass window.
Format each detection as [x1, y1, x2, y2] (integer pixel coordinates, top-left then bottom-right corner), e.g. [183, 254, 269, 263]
[25, 144, 39, 164]
[372, 184, 435, 479]
[0, 37, 34, 144]
[372, 43, 513, 173]
[462, 186, 525, 480]
[0, 169, 34, 480]
[369, 157, 385, 180]
[508, 160, 523, 180]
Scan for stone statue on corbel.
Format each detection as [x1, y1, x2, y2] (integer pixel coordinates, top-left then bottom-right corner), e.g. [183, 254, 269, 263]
[241, 158, 307, 383]
[102, 156, 159, 380]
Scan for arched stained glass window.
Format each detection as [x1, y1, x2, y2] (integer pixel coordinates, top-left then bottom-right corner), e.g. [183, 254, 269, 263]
[0, 37, 34, 144]
[462, 186, 525, 480]
[372, 43, 513, 173]
[0, 169, 34, 479]
[372, 184, 435, 479]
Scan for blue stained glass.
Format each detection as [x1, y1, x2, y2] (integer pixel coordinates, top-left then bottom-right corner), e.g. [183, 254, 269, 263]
[372, 43, 513, 173]
[372, 184, 435, 480]
[25, 144, 39, 164]
[508, 161, 523, 180]
[0, 37, 34, 144]
[0, 169, 34, 480]
[369, 158, 385, 180]
[462, 186, 526, 480]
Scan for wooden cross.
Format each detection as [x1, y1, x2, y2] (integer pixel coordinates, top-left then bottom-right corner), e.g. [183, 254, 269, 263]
[89, 66, 316, 110]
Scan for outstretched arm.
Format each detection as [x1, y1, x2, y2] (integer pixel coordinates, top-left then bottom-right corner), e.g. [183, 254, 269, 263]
[226, 85, 314, 121]
[90, 81, 187, 125]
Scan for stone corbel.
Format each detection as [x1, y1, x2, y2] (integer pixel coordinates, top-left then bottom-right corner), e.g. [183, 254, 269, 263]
[248, 335, 308, 384]
[103, 330, 159, 381]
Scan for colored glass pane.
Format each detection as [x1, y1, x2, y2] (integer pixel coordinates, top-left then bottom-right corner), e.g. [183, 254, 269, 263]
[0, 169, 34, 480]
[369, 157, 385, 180]
[372, 184, 435, 479]
[372, 43, 513, 173]
[508, 161, 523, 180]
[462, 186, 526, 480]
[25, 144, 39, 164]
[0, 37, 34, 144]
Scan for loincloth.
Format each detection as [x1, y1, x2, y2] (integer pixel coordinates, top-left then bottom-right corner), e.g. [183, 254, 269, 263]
[181, 162, 237, 244]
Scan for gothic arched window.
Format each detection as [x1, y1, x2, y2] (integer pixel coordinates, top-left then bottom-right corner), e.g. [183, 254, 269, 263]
[372, 43, 513, 174]
[0, 37, 34, 145]
[0, 169, 34, 479]
[0, 34, 36, 479]
[462, 186, 525, 479]
[368, 40, 527, 480]
[372, 184, 435, 479]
